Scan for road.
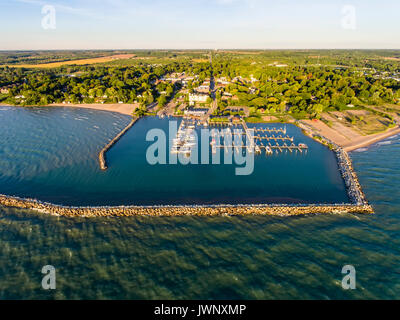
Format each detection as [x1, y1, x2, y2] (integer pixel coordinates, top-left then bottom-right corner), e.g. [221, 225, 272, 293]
[201, 54, 218, 122]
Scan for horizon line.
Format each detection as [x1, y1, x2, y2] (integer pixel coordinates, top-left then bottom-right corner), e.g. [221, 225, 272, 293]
[1, 48, 400, 51]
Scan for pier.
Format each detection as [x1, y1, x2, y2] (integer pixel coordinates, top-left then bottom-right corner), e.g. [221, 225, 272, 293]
[171, 118, 197, 156]
[254, 127, 287, 134]
[206, 120, 309, 156]
[99, 117, 138, 170]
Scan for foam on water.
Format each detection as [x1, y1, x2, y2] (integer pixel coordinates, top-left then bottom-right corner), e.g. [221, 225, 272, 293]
[377, 141, 392, 146]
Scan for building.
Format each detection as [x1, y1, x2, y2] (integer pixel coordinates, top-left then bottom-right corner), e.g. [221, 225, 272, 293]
[0, 85, 12, 94]
[184, 108, 208, 117]
[196, 81, 210, 93]
[189, 93, 209, 106]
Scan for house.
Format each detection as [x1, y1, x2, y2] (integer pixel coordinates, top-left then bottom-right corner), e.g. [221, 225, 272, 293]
[250, 74, 259, 83]
[0, 85, 13, 94]
[196, 85, 210, 93]
[189, 93, 209, 106]
[249, 87, 257, 94]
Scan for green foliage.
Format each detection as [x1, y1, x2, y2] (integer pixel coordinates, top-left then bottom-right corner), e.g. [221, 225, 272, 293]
[1, 50, 399, 120]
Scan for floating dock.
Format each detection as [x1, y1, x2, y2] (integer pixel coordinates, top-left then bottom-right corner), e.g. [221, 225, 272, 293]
[210, 121, 308, 156]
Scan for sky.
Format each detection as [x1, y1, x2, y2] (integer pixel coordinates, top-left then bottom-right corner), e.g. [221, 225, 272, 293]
[0, 0, 399, 50]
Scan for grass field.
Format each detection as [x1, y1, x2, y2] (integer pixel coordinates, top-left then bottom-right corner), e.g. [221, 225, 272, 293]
[328, 110, 393, 135]
[1, 54, 136, 68]
[192, 59, 209, 63]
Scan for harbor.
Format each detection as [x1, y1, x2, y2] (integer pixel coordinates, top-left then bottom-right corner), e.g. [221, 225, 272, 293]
[0, 109, 367, 212]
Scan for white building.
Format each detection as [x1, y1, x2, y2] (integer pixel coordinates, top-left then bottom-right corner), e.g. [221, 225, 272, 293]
[184, 108, 208, 117]
[189, 93, 209, 106]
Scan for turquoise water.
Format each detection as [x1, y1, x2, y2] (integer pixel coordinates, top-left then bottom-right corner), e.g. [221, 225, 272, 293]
[1, 106, 399, 299]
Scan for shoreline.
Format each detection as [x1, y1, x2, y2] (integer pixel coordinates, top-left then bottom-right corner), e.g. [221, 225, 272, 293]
[301, 118, 400, 152]
[2, 103, 398, 150]
[343, 126, 400, 151]
[50, 103, 138, 116]
[0, 194, 374, 217]
[0, 102, 138, 117]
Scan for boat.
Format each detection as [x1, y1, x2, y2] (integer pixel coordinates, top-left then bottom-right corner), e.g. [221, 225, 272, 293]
[265, 146, 273, 155]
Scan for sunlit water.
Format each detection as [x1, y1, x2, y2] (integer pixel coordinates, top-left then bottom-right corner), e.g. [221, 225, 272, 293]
[0, 107, 399, 299]
[0, 107, 347, 206]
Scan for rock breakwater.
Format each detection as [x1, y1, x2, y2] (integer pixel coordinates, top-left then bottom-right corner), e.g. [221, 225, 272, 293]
[99, 117, 138, 170]
[298, 121, 369, 206]
[0, 194, 374, 217]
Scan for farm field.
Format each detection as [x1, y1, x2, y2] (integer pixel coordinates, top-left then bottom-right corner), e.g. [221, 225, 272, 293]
[1, 54, 136, 68]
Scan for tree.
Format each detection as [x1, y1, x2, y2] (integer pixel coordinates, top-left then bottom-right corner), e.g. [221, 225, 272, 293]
[158, 94, 167, 107]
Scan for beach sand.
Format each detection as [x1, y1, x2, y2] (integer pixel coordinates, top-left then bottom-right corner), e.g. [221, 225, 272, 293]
[50, 103, 139, 116]
[303, 119, 400, 152]
[342, 126, 400, 151]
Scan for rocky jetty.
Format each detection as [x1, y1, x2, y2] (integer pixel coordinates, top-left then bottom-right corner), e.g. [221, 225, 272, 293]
[0, 194, 374, 217]
[99, 117, 138, 170]
[297, 121, 369, 206]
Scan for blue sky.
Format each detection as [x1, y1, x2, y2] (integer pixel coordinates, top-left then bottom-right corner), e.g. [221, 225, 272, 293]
[1, 0, 399, 50]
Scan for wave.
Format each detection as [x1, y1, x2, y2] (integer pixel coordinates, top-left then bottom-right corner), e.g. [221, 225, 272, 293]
[354, 148, 368, 152]
[377, 141, 392, 146]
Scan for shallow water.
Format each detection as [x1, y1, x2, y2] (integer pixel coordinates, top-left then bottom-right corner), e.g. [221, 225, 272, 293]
[0, 107, 399, 299]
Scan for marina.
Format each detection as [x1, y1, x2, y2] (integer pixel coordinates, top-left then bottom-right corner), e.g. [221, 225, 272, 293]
[171, 119, 197, 156]
[0, 109, 352, 207]
[173, 117, 308, 157]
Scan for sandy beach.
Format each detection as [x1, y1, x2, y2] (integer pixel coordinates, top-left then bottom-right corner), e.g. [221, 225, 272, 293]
[50, 103, 139, 116]
[342, 126, 400, 151]
[303, 119, 400, 152]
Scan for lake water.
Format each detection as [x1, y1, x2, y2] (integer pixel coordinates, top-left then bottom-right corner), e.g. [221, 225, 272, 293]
[1, 106, 399, 299]
[0, 106, 348, 206]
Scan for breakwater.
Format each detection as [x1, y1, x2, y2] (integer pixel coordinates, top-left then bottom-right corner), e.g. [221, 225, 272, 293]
[0, 194, 374, 217]
[99, 117, 138, 170]
[297, 121, 369, 206]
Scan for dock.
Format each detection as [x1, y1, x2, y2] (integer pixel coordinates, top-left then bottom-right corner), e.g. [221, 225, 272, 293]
[206, 120, 308, 156]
